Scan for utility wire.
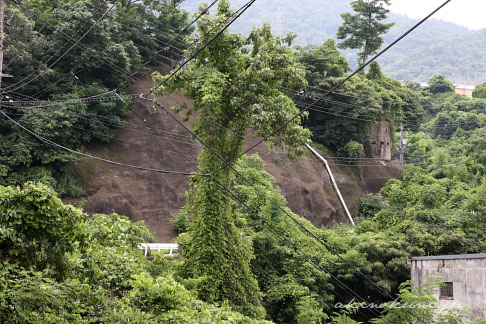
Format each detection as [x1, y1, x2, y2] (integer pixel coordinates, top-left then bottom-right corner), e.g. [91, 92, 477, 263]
[140, 97, 387, 321]
[294, 100, 485, 130]
[4, 0, 118, 93]
[140, 97, 426, 324]
[7, 1, 183, 96]
[0, 110, 206, 176]
[7, 0, 254, 107]
[8, 0, 217, 104]
[1, 110, 199, 162]
[306, 85, 486, 109]
[283, 87, 424, 116]
[148, 0, 258, 95]
[287, 93, 485, 129]
[8, 104, 201, 147]
[210, 0, 453, 177]
[172, 0, 220, 43]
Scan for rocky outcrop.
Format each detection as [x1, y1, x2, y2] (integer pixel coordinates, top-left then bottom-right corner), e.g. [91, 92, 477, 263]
[75, 71, 403, 242]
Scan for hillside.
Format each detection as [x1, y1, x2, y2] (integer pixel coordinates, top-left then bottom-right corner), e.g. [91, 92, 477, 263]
[74, 70, 403, 242]
[4, 1, 486, 322]
[181, 0, 486, 84]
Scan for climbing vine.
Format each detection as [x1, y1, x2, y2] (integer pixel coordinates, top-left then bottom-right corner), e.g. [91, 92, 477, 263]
[153, 0, 310, 317]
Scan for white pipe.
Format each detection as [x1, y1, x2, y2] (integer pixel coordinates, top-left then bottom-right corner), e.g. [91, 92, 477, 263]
[305, 144, 355, 226]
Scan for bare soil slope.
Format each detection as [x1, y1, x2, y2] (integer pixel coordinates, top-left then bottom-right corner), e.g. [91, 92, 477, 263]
[75, 70, 403, 242]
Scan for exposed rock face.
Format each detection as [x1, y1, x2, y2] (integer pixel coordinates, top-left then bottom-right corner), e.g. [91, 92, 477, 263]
[76, 71, 403, 242]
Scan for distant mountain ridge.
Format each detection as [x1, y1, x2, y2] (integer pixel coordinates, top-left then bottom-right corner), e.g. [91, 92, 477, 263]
[181, 0, 486, 85]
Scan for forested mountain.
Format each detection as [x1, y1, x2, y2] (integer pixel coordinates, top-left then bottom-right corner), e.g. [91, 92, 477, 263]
[181, 0, 486, 84]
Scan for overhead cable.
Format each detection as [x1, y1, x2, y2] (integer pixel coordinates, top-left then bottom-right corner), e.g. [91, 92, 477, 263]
[0, 110, 206, 176]
[209, 0, 453, 177]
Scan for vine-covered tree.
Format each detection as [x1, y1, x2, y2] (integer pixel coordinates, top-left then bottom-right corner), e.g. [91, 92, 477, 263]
[153, 0, 310, 317]
[337, 0, 394, 66]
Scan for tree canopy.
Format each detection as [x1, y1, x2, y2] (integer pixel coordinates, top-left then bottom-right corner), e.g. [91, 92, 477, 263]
[336, 0, 394, 66]
[427, 75, 455, 95]
[473, 82, 486, 99]
[291, 41, 423, 153]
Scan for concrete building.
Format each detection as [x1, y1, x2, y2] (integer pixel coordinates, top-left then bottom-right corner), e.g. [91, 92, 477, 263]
[410, 254, 486, 319]
[366, 120, 391, 161]
[454, 84, 476, 98]
[419, 82, 476, 98]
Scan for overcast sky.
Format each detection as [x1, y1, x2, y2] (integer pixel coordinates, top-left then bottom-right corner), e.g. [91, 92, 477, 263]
[390, 0, 486, 30]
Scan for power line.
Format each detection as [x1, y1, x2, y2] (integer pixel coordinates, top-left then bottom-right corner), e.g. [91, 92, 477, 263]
[11, 0, 192, 99]
[7, 1, 184, 96]
[0, 109, 206, 176]
[283, 87, 425, 116]
[4, 0, 120, 93]
[209, 0, 453, 178]
[139, 97, 429, 324]
[149, 0, 258, 96]
[139, 97, 391, 322]
[291, 98, 485, 130]
[7, 0, 225, 104]
[8, 105, 202, 149]
[305, 84, 486, 109]
[6, 0, 256, 109]
[1, 110, 200, 162]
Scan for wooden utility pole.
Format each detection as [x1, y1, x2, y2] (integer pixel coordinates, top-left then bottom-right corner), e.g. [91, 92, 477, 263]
[0, 0, 6, 94]
[0, 0, 13, 103]
[399, 123, 404, 165]
[275, 0, 282, 36]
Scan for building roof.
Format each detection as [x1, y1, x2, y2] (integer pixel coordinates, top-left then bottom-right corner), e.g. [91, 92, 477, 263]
[418, 83, 476, 90]
[454, 84, 476, 90]
[411, 253, 486, 261]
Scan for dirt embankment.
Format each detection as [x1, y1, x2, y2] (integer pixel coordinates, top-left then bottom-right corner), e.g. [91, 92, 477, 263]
[75, 70, 403, 242]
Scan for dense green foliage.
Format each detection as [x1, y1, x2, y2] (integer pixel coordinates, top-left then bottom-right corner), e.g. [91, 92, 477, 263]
[0, 182, 86, 277]
[337, 0, 394, 66]
[0, 183, 272, 323]
[153, 0, 311, 317]
[473, 82, 486, 98]
[182, 0, 486, 84]
[3, 174, 484, 323]
[1, 0, 192, 195]
[289, 41, 423, 153]
[175, 152, 486, 323]
[427, 75, 455, 95]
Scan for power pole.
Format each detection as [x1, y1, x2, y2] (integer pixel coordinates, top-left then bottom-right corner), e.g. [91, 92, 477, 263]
[399, 123, 404, 165]
[0, 0, 5, 97]
[275, 0, 282, 36]
[0, 0, 13, 104]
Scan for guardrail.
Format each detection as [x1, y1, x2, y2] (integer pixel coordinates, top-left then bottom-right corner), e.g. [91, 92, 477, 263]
[139, 243, 179, 256]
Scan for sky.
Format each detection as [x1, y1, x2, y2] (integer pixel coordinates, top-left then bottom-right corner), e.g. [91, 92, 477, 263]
[390, 0, 486, 30]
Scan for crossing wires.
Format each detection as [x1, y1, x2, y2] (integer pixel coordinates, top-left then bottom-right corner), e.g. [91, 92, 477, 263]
[4, 0, 122, 94]
[210, 0, 453, 176]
